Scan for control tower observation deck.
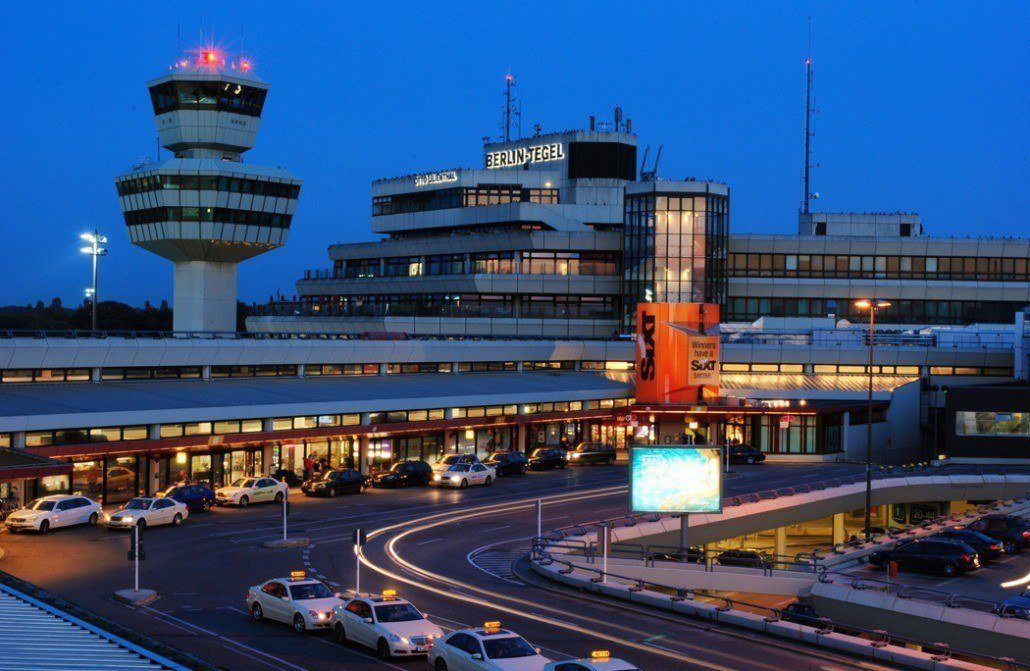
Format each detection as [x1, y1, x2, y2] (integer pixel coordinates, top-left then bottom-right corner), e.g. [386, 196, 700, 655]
[115, 49, 302, 332]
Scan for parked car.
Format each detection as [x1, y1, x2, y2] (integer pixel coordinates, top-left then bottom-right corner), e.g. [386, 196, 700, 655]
[727, 444, 765, 465]
[715, 548, 771, 568]
[965, 514, 1030, 554]
[371, 460, 433, 488]
[301, 469, 368, 497]
[216, 477, 288, 507]
[567, 442, 616, 466]
[431, 462, 495, 488]
[431, 453, 480, 474]
[483, 451, 528, 477]
[527, 448, 568, 470]
[996, 589, 1030, 620]
[159, 484, 216, 512]
[104, 496, 189, 529]
[933, 528, 1004, 561]
[4, 495, 102, 534]
[869, 538, 979, 577]
[650, 546, 705, 563]
[779, 601, 823, 627]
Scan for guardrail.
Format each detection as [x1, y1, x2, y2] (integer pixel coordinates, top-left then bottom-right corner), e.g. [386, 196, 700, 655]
[0, 329, 622, 342]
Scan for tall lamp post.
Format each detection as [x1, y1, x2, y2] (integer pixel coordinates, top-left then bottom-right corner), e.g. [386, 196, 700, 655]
[80, 230, 108, 332]
[854, 298, 891, 541]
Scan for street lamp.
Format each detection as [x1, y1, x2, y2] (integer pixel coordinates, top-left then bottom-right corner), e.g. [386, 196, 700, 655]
[80, 230, 108, 332]
[854, 298, 891, 541]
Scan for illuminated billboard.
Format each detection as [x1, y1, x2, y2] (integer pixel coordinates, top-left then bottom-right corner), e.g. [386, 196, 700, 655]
[629, 446, 722, 514]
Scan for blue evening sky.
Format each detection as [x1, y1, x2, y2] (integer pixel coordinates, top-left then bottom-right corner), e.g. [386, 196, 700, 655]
[1, 3, 1026, 306]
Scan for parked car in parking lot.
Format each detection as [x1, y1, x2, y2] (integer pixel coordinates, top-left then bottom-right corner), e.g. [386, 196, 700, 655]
[997, 589, 1030, 619]
[431, 453, 480, 475]
[372, 460, 433, 488]
[431, 462, 495, 488]
[779, 601, 823, 627]
[567, 442, 616, 466]
[650, 546, 704, 563]
[965, 514, 1030, 554]
[301, 469, 368, 497]
[105, 497, 188, 529]
[869, 538, 980, 576]
[933, 528, 1004, 561]
[4, 495, 102, 534]
[716, 548, 771, 568]
[217, 477, 288, 507]
[727, 444, 765, 464]
[484, 451, 527, 477]
[159, 484, 216, 512]
[527, 448, 567, 470]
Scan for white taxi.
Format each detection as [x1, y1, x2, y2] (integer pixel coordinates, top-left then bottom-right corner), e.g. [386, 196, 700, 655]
[247, 571, 344, 633]
[216, 477, 287, 507]
[429, 621, 550, 671]
[543, 650, 641, 671]
[104, 496, 188, 529]
[331, 589, 443, 659]
[431, 462, 496, 489]
[4, 495, 102, 534]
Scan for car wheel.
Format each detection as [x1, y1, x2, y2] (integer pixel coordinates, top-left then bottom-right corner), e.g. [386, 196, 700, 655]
[202, 500, 212, 512]
[239, 496, 250, 508]
[274, 492, 284, 504]
[520, 466, 527, 475]
[334, 622, 347, 643]
[746, 456, 756, 464]
[942, 562, 958, 577]
[359, 484, 367, 494]
[1003, 540, 1018, 554]
[435, 659, 449, 671]
[37, 520, 49, 535]
[172, 513, 183, 526]
[136, 519, 147, 529]
[377, 638, 391, 660]
[293, 613, 306, 633]
[251, 603, 264, 621]
[485, 476, 492, 486]
[459, 479, 469, 489]
[328, 488, 337, 498]
[88, 512, 100, 526]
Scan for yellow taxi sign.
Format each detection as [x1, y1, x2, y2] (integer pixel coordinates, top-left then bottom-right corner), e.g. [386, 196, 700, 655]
[591, 650, 611, 660]
[382, 589, 397, 599]
[290, 570, 306, 580]
[483, 620, 501, 631]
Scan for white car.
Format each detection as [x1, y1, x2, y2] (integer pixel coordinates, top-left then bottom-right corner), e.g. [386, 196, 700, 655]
[216, 477, 287, 507]
[331, 590, 443, 659]
[431, 462, 496, 489]
[104, 497, 188, 529]
[428, 621, 550, 671]
[432, 453, 481, 474]
[4, 495, 102, 534]
[247, 572, 344, 633]
[543, 651, 640, 671]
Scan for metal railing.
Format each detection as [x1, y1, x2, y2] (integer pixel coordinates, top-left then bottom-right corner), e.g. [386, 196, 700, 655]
[0, 329, 624, 343]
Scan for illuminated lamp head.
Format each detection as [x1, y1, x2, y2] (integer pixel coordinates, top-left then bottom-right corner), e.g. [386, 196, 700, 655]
[204, 50, 217, 64]
[240, 59, 251, 72]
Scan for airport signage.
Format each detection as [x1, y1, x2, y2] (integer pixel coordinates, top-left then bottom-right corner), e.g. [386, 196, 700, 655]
[414, 171, 458, 188]
[629, 446, 723, 514]
[485, 142, 565, 169]
[686, 336, 720, 386]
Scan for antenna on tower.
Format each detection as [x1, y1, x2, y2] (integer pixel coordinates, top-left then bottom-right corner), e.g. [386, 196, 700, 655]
[801, 16, 818, 214]
[502, 74, 521, 142]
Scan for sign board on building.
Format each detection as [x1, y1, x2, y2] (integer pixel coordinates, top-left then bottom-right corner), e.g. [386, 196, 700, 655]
[413, 171, 458, 188]
[629, 446, 723, 513]
[634, 302, 721, 406]
[686, 336, 720, 387]
[485, 142, 565, 169]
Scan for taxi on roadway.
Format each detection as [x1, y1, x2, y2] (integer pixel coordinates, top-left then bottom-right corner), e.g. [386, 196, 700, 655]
[246, 571, 344, 632]
[543, 650, 641, 671]
[330, 589, 444, 659]
[428, 620, 550, 670]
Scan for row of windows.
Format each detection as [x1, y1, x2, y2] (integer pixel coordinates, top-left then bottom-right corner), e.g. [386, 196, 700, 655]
[626, 194, 728, 214]
[2, 369, 91, 383]
[725, 297, 1025, 326]
[372, 186, 559, 216]
[306, 293, 618, 320]
[149, 81, 267, 118]
[19, 397, 631, 446]
[116, 174, 300, 199]
[719, 362, 1011, 376]
[123, 206, 292, 228]
[955, 411, 1029, 437]
[729, 253, 1030, 282]
[332, 251, 619, 279]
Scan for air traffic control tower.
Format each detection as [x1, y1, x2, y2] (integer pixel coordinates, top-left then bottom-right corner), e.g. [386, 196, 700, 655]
[116, 48, 301, 332]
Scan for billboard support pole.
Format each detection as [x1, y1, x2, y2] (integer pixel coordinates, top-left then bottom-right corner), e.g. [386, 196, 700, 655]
[679, 514, 689, 562]
[536, 499, 542, 541]
[602, 526, 609, 583]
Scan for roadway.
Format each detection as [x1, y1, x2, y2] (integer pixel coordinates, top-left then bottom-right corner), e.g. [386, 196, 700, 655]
[0, 461, 896, 671]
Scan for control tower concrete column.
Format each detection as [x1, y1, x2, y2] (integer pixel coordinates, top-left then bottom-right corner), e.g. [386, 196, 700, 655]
[173, 261, 238, 332]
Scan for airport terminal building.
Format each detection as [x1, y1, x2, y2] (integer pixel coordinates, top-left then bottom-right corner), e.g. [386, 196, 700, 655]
[0, 56, 1027, 509]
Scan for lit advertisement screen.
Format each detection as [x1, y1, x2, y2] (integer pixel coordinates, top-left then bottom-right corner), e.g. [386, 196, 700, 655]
[629, 446, 722, 514]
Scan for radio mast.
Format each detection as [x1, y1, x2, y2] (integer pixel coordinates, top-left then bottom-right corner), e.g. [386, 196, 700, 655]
[502, 73, 521, 142]
[801, 17, 816, 214]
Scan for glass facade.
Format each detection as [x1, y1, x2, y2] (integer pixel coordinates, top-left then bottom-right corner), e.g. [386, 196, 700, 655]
[623, 192, 729, 326]
[372, 185, 559, 216]
[955, 411, 1029, 437]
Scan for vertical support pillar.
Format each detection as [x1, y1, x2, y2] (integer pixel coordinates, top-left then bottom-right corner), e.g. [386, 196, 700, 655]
[679, 514, 689, 562]
[775, 526, 788, 560]
[879, 504, 891, 527]
[91, 368, 102, 383]
[517, 423, 528, 454]
[832, 513, 846, 546]
[358, 435, 370, 475]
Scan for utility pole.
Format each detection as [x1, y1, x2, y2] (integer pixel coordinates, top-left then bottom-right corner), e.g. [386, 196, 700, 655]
[80, 230, 108, 332]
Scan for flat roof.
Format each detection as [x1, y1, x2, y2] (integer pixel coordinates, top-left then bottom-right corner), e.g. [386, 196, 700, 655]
[0, 371, 633, 432]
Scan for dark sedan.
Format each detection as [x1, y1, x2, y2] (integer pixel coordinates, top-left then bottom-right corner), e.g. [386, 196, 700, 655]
[727, 445, 766, 464]
[716, 548, 771, 568]
[567, 442, 616, 466]
[159, 484, 216, 512]
[966, 514, 1030, 554]
[301, 469, 368, 497]
[371, 460, 433, 488]
[933, 528, 1004, 560]
[484, 451, 528, 477]
[528, 448, 567, 470]
[869, 538, 979, 577]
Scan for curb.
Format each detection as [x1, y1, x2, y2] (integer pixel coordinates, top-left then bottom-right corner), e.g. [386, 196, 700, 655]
[262, 538, 311, 549]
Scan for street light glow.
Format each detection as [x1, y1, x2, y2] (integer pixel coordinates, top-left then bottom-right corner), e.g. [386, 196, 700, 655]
[854, 299, 891, 310]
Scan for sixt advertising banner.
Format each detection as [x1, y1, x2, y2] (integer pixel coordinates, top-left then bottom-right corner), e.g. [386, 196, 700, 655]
[629, 446, 723, 513]
[634, 302, 720, 405]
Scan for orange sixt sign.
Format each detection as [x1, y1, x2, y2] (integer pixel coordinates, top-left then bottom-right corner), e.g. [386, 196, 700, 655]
[634, 302, 720, 405]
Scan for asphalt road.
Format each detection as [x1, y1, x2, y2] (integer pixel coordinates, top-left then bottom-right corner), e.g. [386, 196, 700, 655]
[0, 462, 896, 671]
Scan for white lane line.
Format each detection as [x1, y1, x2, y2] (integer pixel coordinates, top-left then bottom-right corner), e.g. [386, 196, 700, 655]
[416, 537, 445, 545]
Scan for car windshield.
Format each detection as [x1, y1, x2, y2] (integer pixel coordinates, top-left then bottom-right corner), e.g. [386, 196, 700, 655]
[448, 464, 471, 473]
[530, 449, 548, 457]
[160, 486, 181, 497]
[26, 499, 56, 511]
[389, 463, 406, 473]
[231, 479, 255, 488]
[319, 471, 339, 481]
[483, 636, 537, 659]
[374, 603, 423, 622]
[289, 583, 334, 600]
[124, 498, 151, 510]
[486, 452, 507, 461]
[439, 455, 462, 466]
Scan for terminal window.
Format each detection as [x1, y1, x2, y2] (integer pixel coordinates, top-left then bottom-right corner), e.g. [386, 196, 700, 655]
[955, 411, 1029, 437]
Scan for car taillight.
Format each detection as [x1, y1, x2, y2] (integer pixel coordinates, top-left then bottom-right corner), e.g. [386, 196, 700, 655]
[960, 554, 972, 562]
[1022, 530, 1030, 538]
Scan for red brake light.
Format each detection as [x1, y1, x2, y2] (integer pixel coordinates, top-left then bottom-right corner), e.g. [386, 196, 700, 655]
[1022, 530, 1030, 538]
[960, 554, 972, 561]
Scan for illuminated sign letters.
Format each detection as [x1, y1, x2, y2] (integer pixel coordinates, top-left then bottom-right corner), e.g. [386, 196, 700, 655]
[414, 171, 458, 187]
[639, 313, 657, 381]
[485, 142, 565, 169]
[687, 336, 720, 386]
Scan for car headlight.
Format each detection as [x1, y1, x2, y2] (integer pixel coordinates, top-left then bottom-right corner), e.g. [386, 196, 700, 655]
[314, 483, 325, 489]
[433, 474, 442, 482]
[450, 475, 460, 483]
[308, 609, 327, 621]
[103, 514, 111, 521]
[122, 516, 134, 523]
[570, 453, 580, 459]
[389, 634, 402, 643]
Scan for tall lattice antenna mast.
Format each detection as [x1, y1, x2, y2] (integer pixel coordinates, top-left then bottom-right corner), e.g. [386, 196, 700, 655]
[502, 74, 520, 142]
[802, 17, 816, 214]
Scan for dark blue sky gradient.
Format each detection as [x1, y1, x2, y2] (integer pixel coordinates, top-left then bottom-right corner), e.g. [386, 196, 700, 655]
[2, 3, 1027, 306]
